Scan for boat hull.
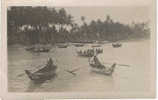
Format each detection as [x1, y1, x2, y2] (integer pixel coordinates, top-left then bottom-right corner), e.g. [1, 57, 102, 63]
[25, 70, 56, 82]
[112, 43, 122, 48]
[90, 67, 113, 76]
[25, 63, 57, 82]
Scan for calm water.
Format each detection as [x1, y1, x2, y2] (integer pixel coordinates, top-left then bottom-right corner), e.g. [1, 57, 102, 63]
[8, 40, 150, 92]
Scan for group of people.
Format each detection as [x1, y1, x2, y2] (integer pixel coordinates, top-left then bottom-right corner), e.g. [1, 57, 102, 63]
[45, 58, 57, 71]
[77, 48, 103, 57]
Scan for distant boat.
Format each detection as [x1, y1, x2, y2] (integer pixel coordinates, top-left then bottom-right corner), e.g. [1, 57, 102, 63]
[91, 44, 101, 47]
[25, 46, 35, 51]
[77, 49, 95, 57]
[33, 48, 50, 52]
[74, 43, 84, 47]
[25, 58, 57, 81]
[112, 43, 122, 48]
[25, 45, 51, 52]
[96, 41, 104, 44]
[77, 50, 94, 57]
[77, 48, 103, 57]
[89, 56, 116, 75]
[57, 44, 68, 48]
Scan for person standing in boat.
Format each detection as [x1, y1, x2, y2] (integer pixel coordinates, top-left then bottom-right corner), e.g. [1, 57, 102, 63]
[46, 58, 54, 70]
[93, 51, 102, 67]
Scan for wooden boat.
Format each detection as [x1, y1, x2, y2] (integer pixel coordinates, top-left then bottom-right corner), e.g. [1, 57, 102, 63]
[77, 51, 94, 57]
[25, 46, 35, 51]
[57, 44, 68, 48]
[26, 45, 50, 53]
[77, 49, 94, 57]
[33, 48, 50, 52]
[91, 44, 101, 47]
[112, 43, 122, 48]
[25, 58, 57, 81]
[74, 43, 84, 47]
[77, 48, 103, 57]
[89, 56, 116, 75]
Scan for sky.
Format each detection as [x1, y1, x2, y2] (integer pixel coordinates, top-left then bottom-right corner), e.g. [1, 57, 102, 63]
[62, 7, 150, 25]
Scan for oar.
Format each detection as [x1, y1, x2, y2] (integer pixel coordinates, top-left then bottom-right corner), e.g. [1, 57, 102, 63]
[103, 62, 130, 67]
[17, 73, 25, 77]
[117, 64, 130, 67]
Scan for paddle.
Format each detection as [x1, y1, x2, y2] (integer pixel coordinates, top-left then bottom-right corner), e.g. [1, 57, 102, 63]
[103, 62, 130, 67]
[117, 64, 130, 67]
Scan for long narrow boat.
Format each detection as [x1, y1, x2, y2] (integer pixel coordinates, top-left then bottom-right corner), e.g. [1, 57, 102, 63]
[25, 46, 35, 51]
[57, 44, 68, 48]
[89, 56, 116, 75]
[26, 46, 50, 53]
[74, 43, 84, 47]
[91, 44, 101, 47]
[25, 59, 57, 81]
[77, 48, 103, 57]
[33, 48, 50, 52]
[112, 43, 122, 48]
[77, 50, 94, 57]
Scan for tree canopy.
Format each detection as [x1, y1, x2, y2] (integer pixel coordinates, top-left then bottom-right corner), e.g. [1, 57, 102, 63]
[7, 6, 150, 45]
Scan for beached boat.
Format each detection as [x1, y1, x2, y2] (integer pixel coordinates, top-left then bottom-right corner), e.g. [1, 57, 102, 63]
[25, 58, 57, 81]
[89, 56, 116, 75]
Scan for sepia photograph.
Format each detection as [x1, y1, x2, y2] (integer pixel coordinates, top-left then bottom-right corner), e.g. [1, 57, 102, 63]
[6, 6, 154, 93]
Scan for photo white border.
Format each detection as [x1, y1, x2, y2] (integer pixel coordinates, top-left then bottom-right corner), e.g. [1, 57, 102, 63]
[0, 0, 156, 99]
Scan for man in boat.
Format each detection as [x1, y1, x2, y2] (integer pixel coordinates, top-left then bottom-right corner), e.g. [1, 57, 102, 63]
[46, 58, 56, 70]
[93, 55, 101, 67]
[93, 55, 105, 69]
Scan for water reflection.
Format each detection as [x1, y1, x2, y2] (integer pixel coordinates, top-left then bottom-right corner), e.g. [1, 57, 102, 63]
[26, 74, 57, 92]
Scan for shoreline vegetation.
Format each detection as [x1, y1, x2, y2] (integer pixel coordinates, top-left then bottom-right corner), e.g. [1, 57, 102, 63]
[8, 7, 150, 46]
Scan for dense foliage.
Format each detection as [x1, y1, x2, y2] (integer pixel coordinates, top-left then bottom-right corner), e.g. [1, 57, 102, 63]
[7, 7, 150, 45]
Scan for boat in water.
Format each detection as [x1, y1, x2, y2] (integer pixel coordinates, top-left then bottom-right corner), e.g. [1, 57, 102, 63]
[91, 44, 102, 47]
[57, 44, 68, 48]
[25, 46, 35, 51]
[77, 48, 103, 57]
[77, 49, 95, 57]
[112, 43, 122, 48]
[74, 43, 84, 47]
[89, 56, 116, 75]
[25, 45, 51, 52]
[33, 48, 50, 52]
[77, 50, 94, 57]
[25, 58, 57, 82]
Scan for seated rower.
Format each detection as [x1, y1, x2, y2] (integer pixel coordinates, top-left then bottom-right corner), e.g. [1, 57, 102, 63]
[46, 58, 54, 70]
[93, 55, 101, 66]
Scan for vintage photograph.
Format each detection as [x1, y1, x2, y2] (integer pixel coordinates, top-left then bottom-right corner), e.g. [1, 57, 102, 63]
[7, 6, 152, 93]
